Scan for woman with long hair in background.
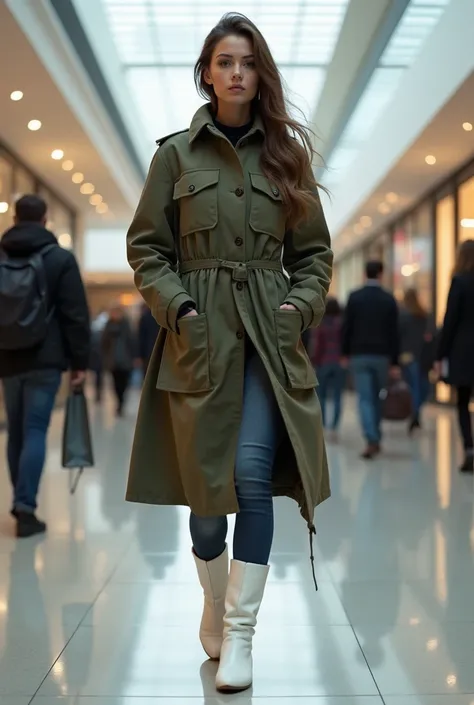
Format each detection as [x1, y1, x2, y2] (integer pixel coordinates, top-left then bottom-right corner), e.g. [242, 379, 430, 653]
[311, 296, 345, 433]
[125, 12, 332, 692]
[399, 288, 434, 433]
[436, 240, 474, 473]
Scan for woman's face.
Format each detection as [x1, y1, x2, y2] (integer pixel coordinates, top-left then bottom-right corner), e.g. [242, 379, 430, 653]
[205, 34, 259, 108]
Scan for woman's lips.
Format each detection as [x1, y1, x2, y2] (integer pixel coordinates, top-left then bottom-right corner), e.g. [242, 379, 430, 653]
[229, 86, 244, 92]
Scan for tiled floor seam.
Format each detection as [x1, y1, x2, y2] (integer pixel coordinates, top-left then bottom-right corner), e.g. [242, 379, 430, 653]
[26, 533, 135, 704]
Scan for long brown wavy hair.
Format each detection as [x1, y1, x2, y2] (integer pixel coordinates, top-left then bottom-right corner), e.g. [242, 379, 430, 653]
[454, 239, 474, 275]
[194, 13, 324, 229]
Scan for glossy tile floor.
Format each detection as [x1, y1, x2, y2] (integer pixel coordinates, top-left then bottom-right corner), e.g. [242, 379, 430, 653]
[0, 388, 473, 705]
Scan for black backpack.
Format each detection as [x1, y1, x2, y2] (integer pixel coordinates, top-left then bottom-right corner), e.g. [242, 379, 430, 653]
[0, 243, 56, 350]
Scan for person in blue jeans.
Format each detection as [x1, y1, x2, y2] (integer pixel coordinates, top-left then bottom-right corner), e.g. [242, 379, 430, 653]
[0, 195, 90, 537]
[342, 260, 400, 459]
[310, 297, 346, 431]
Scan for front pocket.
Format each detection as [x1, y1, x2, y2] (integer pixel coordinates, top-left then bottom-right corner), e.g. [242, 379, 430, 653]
[274, 310, 318, 390]
[249, 173, 286, 240]
[156, 313, 212, 393]
[173, 169, 219, 237]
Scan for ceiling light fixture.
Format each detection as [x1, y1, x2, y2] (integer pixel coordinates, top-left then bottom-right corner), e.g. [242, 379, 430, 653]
[51, 149, 64, 160]
[96, 203, 108, 214]
[89, 194, 103, 206]
[27, 119, 42, 131]
[80, 182, 95, 195]
[461, 218, 474, 228]
[0, 202, 9, 214]
[462, 122, 473, 132]
[72, 172, 84, 184]
[58, 233, 72, 249]
[360, 216, 372, 227]
[386, 192, 399, 204]
[425, 155, 437, 165]
[10, 90, 23, 101]
[62, 160, 74, 171]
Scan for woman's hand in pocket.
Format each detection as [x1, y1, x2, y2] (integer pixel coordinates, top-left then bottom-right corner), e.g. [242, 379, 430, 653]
[183, 309, 198, 318]
[280, 303, 298, 312]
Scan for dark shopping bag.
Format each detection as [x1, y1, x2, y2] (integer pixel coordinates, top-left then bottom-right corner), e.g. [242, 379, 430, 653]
[380, 379, 413, 421]
[61, 388, 94, 494]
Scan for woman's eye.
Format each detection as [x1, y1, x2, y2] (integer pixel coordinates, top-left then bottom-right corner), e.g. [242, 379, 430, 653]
[218, 60, 231, 68]
[245, 61, 256, 69]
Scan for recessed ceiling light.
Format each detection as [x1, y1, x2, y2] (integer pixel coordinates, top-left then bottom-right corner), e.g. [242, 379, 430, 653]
[462, 122, 473, 132]
[461, 218, 474, 228]
[58, 233, 72, 249]
[360, 216, 372, 227]
[27, 119, 42, 131]
[0, 202, 9, 214]
[80, 182, 95, 195]
[425, 155, 436, 165]
[89, 194, 103, 206]
[62, 160, 74, 171]
[51, 149, 64, 160]
[385, 192, 399, 204]
[72, 172, 84, 184]
[10, 90, 23, 101]
[378, 202, 390, 214]
[96, 203, 108, 214]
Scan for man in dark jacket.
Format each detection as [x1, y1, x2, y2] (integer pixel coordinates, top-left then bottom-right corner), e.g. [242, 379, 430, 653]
[341, 260, 399, 459]
[0, 195, 90, 537]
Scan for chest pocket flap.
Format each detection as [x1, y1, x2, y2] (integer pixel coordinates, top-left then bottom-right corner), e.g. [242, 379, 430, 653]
[173, 169, 220, 199]
[173, 169, 220, 237]
[249, 173, 285, 239]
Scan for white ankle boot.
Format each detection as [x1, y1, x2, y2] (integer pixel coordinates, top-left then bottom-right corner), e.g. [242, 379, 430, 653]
[215, 560, 270, 692]
[193, 545, 229, 660]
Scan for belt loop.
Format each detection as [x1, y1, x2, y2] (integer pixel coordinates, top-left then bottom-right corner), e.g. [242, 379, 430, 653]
[232, 262, 248, 281]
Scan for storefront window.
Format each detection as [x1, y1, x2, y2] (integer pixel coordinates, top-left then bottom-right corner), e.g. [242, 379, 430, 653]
[458, 175, 474, 243]
[365, 231, 392, 288]
[435, 195, 455, 403]
[0, 153, 13, 235]
[393, 204, 433, 310]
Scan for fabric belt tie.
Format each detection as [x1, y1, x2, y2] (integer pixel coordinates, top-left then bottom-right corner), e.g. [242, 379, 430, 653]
[179, 259, 282, 282]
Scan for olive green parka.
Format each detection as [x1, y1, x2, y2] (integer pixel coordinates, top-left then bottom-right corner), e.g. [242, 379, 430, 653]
[126, 104, 333, 528]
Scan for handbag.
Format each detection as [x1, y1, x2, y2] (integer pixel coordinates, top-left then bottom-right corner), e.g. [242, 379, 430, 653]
[380, 379, 413, 421]
[61, 387, 94, 494]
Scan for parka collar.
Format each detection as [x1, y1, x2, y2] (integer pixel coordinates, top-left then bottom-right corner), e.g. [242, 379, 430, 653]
[189, 103, 265, 144]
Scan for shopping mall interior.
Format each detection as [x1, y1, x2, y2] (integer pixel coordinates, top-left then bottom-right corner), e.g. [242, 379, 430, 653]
[0, 0, 474, 703]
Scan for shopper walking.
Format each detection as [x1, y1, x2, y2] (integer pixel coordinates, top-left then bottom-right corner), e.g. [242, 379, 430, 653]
[126, 13, 332, 693]
[311, 297, 345, 431]
[342, 260, 400, 459]
[436, 240, 474, 473]
[89, 310, 108, 402]
[399, 288, 433, 433]
[102, 305, 135, 417]
[0, 195, 90, 537]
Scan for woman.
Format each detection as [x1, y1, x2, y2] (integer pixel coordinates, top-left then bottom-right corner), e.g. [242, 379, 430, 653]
[436, 240, 474, 473]
[399, 288, 433, 433]
[311, 297, 345, 432]
[126, 13, 332, 693]
[101, 304, 135, 416]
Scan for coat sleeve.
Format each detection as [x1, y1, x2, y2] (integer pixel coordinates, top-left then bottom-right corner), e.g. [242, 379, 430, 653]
[282, 187, 333, 331]
[127, 149, 196, 332]
[55, 252, 90, 371]
[341, 293, 354, 357]
[437, 276, 462, 361]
